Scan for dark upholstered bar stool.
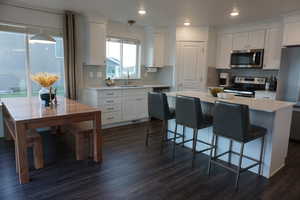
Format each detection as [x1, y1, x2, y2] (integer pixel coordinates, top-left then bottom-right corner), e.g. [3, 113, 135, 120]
[173, 96, 214, 167]
[208, 101, 267, 189]
[145, 92, 175, 153]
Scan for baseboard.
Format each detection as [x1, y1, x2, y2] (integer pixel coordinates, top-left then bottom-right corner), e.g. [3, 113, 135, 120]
[102, 118, 149, 129]
[269, 163, 285, 178]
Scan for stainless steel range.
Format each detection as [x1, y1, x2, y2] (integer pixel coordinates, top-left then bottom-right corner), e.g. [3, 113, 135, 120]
[224, 76, 266, 98]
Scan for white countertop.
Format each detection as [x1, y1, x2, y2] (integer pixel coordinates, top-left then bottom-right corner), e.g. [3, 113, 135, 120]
[86, 84, 170, 90]
[167, 91, 294, 113]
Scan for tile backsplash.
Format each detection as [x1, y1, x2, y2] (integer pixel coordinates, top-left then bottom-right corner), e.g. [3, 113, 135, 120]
[83, 65, 174, 87]
[217, 68, 279, 82]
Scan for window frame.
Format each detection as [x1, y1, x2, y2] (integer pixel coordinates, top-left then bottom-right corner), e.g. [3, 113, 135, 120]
[0, 23, 64, 98]
[106, 36, 141, 79]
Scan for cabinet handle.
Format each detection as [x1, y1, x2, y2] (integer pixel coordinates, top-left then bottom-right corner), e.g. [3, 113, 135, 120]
[106, 92, 114, 95]
[106, 100, 114, 103]
[107, 107, 114, 110]
[107, 117, 114, 120]
[136, 98, 144, 101]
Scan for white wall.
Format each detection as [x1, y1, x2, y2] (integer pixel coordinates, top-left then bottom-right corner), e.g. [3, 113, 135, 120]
[0, 4, 63, 29]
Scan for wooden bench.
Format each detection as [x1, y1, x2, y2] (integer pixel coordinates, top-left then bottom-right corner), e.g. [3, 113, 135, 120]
[3, 109, 44, 171]
[64, 122, 94, 160]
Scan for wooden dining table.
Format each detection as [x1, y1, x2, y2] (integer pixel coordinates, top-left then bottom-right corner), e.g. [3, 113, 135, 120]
[1, 96, 102, 184]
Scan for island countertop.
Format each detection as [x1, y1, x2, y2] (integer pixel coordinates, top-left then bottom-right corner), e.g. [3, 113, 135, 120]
[166, 91, 295, 113]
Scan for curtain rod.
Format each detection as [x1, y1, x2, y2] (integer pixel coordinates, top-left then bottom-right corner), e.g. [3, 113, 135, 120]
[0, 2, 64, 15]
[0, 20, 62, 31]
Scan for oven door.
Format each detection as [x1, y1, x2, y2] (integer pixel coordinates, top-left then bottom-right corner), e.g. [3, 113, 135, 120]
[230, 49, 264, 68]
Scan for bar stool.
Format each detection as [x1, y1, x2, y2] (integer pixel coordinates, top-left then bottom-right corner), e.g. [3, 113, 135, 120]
[145, 92, 176, 153]
[173, 95, 214, 167]
[208, 101, 267, 189]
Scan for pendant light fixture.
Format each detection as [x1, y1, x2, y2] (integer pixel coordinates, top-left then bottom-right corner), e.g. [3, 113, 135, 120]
[30, 30, 56, 44]
[230, 0, 240, 17]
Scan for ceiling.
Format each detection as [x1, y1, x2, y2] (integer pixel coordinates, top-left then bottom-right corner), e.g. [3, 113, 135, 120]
[3, 0, 300, 27]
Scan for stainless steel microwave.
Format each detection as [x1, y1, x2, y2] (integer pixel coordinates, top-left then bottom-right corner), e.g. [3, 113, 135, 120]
[230, 49, 264, 68]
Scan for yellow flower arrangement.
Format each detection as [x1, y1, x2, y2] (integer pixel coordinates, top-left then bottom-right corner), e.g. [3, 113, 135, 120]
[31, 72, 59, 88]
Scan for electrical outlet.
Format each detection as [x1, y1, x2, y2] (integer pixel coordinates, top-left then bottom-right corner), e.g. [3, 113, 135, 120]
[96, 72, 102, 79]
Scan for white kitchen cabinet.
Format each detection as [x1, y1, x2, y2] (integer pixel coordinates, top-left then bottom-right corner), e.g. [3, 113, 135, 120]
[216, 34, 233, 69]
[264, 28, 282, 70]
[145, 28, 167, 68]
[248, 30, 266, 49]
[122, 96, 148, 121]
[153, 32, 165, 67]
[232, 30, 265, 50]
[84, 22, 106, 66]
[283, 21, 300, 46]
[232, 32, 249, 50]
[81, 88, 149, 127]
[255, 91, 276, 100]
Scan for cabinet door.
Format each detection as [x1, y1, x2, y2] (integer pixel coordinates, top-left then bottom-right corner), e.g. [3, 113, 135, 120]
[248, 30, 265, 49]
[232, 32, 249, 50]
[153, 32, 165, 67]
[176, 42, 207, 91]
[283, 22, 300, 46]
[122, 96, 148, 121]
[264, 28, 282, 70]
[216, 34, 233, 69]
[122, 98, 137, 121]
[85, 22, 106, 65]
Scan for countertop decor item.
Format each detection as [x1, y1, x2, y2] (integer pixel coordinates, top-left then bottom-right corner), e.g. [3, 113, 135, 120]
[105, 77, 115, 86]
[31, 72, 59, 106]
[209, 87, 223, 97]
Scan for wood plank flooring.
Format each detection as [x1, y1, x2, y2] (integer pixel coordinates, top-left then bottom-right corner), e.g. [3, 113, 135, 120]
[0, 121, 300, 200]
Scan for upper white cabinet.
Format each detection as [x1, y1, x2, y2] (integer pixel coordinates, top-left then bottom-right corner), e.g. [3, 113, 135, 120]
[283, 21, 300, 46]
[145, 28, 170, 68]
[84, 22, 106, 66]
[216, 34, 233, 69]
[232, 32, 249, 50]
[232, 30, 265, 50]
[248, 30, 266, 49]
[153, 32, 165, 67]
[264, 28, 282, 70]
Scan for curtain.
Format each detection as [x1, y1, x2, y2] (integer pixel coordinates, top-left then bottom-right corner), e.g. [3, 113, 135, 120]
[63, 11, 77, 100]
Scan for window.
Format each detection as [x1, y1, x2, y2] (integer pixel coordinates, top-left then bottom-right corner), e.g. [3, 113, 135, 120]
[106, 37, 140, 79]
[0, 25, 65, 98]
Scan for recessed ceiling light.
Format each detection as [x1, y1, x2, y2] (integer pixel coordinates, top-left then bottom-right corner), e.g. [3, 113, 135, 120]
[138, 9, 147, 15]
[230, 9, 239, 17]
[184, 22, 191, 26]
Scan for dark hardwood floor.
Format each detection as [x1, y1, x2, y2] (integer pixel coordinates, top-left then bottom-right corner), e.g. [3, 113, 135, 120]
[1, 121, 300, 200]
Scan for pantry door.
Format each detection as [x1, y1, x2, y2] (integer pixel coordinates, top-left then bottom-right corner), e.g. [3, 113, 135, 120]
[176, 41, 207, 91]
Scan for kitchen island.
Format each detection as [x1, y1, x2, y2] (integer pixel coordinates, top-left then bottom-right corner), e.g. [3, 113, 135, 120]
[166, 91, 295, 178]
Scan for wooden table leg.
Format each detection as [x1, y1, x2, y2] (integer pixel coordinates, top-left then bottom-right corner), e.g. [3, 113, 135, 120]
[93, 112, 102, 162]
[15, 123, 29, 184]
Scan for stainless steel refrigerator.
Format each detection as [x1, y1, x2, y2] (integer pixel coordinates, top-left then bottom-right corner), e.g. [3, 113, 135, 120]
[278, 46, 300, 141]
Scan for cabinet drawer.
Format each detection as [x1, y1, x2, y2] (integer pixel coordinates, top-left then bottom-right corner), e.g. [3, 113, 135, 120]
[102, 111, 122, 125]
[102, 104, 122, 113]
[100, 90, 122, 98]
[101, 98, 122, 105]
[123, 89, 148, 96]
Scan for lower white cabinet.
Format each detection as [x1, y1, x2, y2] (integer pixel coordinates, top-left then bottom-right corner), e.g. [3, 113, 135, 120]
[123, 96, 148, 121]
[81, 88, 150, 126]
[255, 91, 276, 100]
